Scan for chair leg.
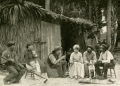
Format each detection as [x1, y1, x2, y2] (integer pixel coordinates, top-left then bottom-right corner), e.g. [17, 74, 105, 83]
[33, 74, 35, 80]
[31, 73, 35, 79]
[24, 71, 28, 79]
[110, 69, 112, 77]
[31, 73, 33, 77]
[113, 69, 117, 78]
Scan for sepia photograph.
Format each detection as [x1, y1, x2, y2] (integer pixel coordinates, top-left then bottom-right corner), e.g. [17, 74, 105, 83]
[0, 0, 119, 86]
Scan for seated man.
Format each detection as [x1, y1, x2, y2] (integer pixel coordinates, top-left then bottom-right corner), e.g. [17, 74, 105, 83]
[83, 45, 97, 78]
[95, 44, 101, 60]
[47, 46, 67, 77]
[1, 41, 25, 85]
[95, 44, 114, 79]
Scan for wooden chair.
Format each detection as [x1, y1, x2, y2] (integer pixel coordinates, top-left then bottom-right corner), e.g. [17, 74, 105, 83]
[99, 59, 117, 78]
[108, 66, 116, 78]
[22, 63, 35, 79]
[24, 70, 35, 79]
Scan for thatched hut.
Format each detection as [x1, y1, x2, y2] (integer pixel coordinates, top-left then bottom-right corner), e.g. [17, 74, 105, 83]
[0, 1, 95, 63]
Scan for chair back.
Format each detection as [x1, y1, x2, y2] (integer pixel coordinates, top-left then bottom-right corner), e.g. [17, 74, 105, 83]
[109, 58, 117, 69]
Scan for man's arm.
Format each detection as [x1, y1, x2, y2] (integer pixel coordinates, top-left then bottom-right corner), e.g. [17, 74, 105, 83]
[79, 53, 83, 63]
[93, 52, 97, 63]
[49, 54, 58, 64]
[1, 52, 9, 64]
[83, 52, 89, 63]
[14, 52, 25, 68]
[49, 54, 65, 64]
[102, 51, 111, 63]
[14, 52, 19, 63]
[98, 53, 102, 61]
[70, 53, 74, 63]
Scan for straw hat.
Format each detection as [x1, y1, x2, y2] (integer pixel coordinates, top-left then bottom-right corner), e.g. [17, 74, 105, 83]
[52, 46, 62, 52]
[101, 44, 108, 50]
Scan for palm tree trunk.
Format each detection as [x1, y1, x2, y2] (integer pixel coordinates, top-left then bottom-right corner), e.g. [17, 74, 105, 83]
[106, 0, 112, 47]
[45, 0, 50, 10]
[89, 0, 92, 20]
[17, 0, 23, 3]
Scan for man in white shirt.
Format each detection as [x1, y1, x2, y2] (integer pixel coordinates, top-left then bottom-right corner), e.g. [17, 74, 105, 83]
[95, 44, 114, 79]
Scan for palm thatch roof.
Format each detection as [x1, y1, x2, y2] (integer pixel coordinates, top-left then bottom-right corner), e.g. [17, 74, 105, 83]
[0, 0, 94, 26]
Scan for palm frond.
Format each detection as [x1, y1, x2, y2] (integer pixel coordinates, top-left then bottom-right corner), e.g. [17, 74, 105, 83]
[0, 0, 94, 26]
[0, 0, 45, 25]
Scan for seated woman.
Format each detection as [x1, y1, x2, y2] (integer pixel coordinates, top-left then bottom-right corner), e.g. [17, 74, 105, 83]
[69, 45, 84, 79]
[47, 46, 67, 78]
[24, 43, 48, 79]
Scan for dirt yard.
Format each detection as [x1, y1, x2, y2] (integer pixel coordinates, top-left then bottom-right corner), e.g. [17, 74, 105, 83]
[0, 52, 120, 86]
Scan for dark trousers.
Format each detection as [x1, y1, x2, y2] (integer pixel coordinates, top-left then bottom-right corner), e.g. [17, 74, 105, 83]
[84, 64, 94, 77]
[95, 62, 114, 78]
[52, 60, 67, 77]
[84, 64, 89, 77]
[4, 65, 25, 83]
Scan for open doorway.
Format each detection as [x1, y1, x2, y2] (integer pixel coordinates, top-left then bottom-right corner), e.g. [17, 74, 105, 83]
[60, 21, 87, 64]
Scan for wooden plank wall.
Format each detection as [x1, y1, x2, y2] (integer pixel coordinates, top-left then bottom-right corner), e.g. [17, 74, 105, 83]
[0, 20, 61, 63]
[41, 21, 61, 62]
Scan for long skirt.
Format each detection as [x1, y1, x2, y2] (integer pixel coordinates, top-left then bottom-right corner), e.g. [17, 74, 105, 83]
[69, 62, 84, 78]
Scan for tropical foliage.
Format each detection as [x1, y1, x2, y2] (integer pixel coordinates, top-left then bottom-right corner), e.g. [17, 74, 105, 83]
[0, 0, 45, 25]
[50, 0, 118, 50]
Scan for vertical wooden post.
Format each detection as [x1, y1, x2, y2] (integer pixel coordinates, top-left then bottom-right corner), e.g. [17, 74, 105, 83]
[89, 0, 92, 20]
[45, 0, 50, 10]
[106, 0, 112, 46]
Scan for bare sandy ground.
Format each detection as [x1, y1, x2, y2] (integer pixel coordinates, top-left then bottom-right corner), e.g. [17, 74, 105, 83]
[0, 52, 120, 86]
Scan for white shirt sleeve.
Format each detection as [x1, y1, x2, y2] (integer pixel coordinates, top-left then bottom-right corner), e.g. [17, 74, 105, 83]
[102, 51, 112, 63]
[83, 52, 89, 63]
[99, 53, 102, 61]
[70, 53, 74, 63]
[79, 53, 83, 63]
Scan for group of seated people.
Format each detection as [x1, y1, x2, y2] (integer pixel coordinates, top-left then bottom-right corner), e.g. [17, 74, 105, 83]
[1, 41, 115, 85]
[47, 44, 115, 80]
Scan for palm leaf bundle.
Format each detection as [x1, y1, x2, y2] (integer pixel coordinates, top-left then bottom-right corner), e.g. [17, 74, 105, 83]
[0, 0, 45, 25]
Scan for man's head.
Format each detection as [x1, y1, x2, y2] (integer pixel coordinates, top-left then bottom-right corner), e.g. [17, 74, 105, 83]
[26, 43, 34, 50]
[95, 44, 100, 51]
[52, 46, 62, 55]
[87, 45, 93, 53]
[73, 44, 79, 53]
[100, 44, 108, 52]
[7, 41, 15, 51]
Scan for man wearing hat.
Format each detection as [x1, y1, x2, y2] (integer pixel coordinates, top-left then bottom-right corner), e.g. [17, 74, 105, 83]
[95, 44, 114, 79]
[83, 45, 97, 78]
[1, 41, 25, 85]
[47, 46, 67, 77]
